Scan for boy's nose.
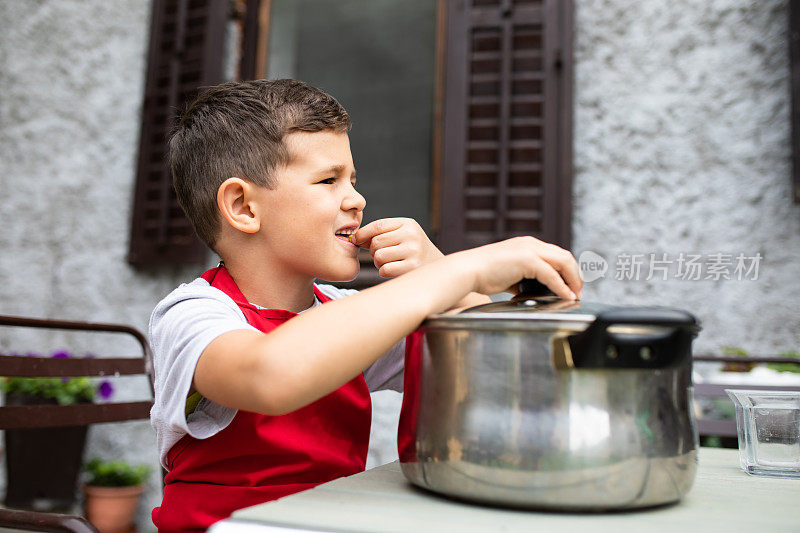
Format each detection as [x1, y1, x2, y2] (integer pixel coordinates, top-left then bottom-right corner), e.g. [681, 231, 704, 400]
[342, 187, 366, 212]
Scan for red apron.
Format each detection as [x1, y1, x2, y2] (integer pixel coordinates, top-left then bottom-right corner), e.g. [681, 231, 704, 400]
[397, 329, 424, 463]
[152, 266, 372, 532]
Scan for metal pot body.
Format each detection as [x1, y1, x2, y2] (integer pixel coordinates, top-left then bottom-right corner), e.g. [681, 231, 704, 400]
[400, 322, 698, 510]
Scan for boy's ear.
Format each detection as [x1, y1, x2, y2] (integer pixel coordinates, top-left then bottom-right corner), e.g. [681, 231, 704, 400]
[217, 177, 261, 234]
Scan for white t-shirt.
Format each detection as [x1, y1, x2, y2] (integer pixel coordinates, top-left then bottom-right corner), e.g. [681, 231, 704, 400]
[149, 278, 405, 469]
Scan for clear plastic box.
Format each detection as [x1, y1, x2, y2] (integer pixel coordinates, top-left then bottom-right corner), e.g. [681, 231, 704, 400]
[725, 389, 800, 478]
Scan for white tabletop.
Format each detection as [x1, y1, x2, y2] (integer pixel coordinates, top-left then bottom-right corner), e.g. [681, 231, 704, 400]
[210, 448, 800, 533]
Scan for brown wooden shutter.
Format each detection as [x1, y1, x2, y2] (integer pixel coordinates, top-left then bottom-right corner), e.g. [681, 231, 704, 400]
[438, 0, 573, 253]
[128, 0, 228, 266]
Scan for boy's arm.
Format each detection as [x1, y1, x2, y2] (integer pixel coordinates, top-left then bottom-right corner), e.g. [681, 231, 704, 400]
[446, 292, 493, 313]
[194, 237, 582, 417]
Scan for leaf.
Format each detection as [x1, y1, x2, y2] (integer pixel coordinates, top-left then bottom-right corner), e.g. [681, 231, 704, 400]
[1, 354, 108, 404]
[721, 345, 750, 357]
[766, 350, 800, 374]
[83, 457, 152, 487]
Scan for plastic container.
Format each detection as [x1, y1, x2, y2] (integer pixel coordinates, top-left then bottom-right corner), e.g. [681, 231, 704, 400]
[725, 389, 800, 478]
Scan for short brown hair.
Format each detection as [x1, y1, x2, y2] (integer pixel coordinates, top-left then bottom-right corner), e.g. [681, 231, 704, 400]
[169, 79, 351, 250]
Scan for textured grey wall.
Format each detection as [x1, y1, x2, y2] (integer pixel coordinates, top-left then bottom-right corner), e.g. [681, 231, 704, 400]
[1, 0, 798, 529]
[0, 1, 199, 527]
[572, 0, 800, 354]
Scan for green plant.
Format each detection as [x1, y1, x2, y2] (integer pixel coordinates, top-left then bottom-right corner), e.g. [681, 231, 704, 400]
[766, 350, 800, 374]
[720, 345, 755, 372]
[1, 350, 113, 405]
[83, 458, 152, 487]
[3, 376, 96, 405]
[721, 346, 749, 357]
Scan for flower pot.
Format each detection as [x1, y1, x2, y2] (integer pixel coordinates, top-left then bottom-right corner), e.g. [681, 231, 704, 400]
[82, 484, 144, 533]
[722, 360, 757, 372]
[3, 393, 88, 511]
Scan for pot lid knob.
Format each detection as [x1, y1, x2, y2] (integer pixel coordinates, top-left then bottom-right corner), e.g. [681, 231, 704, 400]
[517, 278, 556, 298]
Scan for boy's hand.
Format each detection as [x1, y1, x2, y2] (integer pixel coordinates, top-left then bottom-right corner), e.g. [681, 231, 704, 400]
[459, 236, 583, 300]
[353, 218, 444, 279]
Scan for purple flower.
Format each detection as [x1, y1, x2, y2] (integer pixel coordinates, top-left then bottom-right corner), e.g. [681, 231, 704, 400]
[25, 352, 40, 357]
[51, 350, 71, 359]
[98, 381, 114, 400]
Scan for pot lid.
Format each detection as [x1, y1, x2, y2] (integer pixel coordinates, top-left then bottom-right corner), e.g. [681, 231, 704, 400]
[425, 279, 700, 334]
[424, 279, 701, 369]
[425, 279, 606, 329]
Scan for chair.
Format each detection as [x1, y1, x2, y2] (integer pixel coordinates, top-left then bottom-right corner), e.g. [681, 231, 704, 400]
[0, 315, 154, 533]
[693, 354, 800, 438]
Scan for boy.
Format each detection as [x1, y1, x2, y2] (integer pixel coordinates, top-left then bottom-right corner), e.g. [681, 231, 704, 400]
[150, 79, 582, 531]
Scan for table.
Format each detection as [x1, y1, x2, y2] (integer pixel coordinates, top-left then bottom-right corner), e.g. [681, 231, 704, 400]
[209, 448, 799, 533]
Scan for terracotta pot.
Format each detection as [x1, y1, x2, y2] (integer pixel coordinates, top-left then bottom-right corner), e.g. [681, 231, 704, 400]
[82, 485, 143, 533]
[722, 360, 756, 372]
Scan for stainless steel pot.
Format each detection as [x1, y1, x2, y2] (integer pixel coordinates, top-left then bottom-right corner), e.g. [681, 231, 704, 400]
[398, 279, 701, 511]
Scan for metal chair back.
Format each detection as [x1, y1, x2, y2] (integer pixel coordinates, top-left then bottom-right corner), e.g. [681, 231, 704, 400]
[0, 315, 155, 533]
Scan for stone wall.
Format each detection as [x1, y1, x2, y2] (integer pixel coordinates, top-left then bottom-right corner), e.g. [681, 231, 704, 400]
[0, 1, 182, 527]
[572, 0, 800, 354]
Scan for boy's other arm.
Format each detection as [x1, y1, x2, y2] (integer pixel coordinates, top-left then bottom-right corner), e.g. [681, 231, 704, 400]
[354, 218, 491, 310]
[194, 237, 582, 416]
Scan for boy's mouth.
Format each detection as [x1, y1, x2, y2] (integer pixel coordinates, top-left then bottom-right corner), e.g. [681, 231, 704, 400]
[335, 227, 358, 247]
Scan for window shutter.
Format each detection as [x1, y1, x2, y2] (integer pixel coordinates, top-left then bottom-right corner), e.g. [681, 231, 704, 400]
[438, 0, 573, 253]
[128, 0, 228, 266]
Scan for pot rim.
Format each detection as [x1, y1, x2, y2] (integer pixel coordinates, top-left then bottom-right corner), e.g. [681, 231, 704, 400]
[423, 312, 597, 330]
[425, 300, 700, 336]
[81, 484, 144, 496]
[427, 311, 597, 322]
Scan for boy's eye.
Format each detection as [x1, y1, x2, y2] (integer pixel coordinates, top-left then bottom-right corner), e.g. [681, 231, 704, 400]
[318, 178, 336, 184]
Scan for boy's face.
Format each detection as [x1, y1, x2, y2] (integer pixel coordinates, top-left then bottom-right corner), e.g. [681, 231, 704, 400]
[254, 131, 365, 283]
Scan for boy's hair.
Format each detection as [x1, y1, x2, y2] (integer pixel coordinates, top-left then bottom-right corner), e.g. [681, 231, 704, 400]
[169, 79, 351, 250]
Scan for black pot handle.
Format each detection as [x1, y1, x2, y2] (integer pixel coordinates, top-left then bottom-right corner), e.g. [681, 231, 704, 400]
[566, 307, 700, 369]
[593, 307, 699, 330]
